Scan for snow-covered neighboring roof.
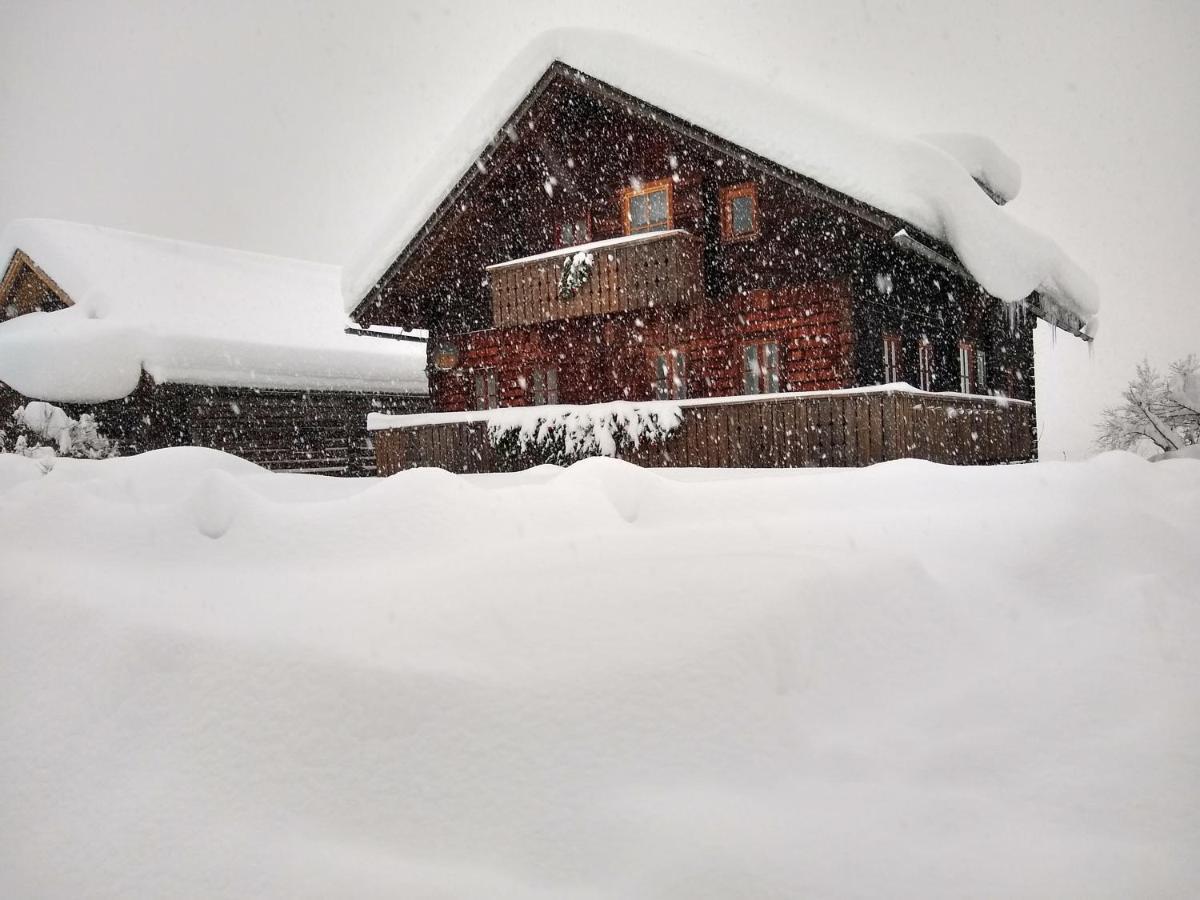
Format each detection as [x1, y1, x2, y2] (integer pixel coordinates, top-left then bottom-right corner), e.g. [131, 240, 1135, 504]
[344, 28, 1098, 338]
[0, 220, 429, 403]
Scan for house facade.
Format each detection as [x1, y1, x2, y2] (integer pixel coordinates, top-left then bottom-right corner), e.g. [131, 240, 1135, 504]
[356, 52, 1092, 473]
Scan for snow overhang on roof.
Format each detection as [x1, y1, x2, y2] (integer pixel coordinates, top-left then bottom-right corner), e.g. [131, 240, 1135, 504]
[0, 219, 429, 404]
[345, 28, 1098, 341]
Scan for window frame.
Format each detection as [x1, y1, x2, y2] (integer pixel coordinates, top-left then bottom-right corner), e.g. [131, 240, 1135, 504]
[621, 178, 674, 235]
[556, 212, 592, 248]
[530, 365, 560, 406]
[719, 182, 760, 242]
[958, 341, 975, 394]
[917, 339, 934, 392]
[473, 369, 499, 410]
[652, 349, 688, 400]
[975, 349, 988, 394]
[882, 333, 902, 384]
[742, 340, 781, 395]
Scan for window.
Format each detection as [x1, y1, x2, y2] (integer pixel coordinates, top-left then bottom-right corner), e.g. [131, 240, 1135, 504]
[958, 342, 975, 394]
[558, 216, 591, 247]
[1001, 366, 1021, 399]
[623, 179, 672, 234]
[975, 349, 988, 394]
[917, 340, 934, 392]
[530, 366, 559, 405]
[652, 350, 687, 400]
[743, 341, 781, 395]
[720, 183, 760, 241]
[882, 334, 901, 383]
[473, 370, 499, 410]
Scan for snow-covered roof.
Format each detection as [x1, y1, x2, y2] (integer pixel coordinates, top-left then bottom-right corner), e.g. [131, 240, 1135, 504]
[344, 28, 1098, 338]
[0, 220, 429, 403]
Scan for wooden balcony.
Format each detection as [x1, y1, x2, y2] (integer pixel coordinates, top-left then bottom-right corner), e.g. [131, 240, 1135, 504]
[486, 229, 704, 329]
[371, 388, 1035, 475]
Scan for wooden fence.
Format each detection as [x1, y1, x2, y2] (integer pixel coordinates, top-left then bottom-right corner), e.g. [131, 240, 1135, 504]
[372, 390, 1034, 475]
[486, 230, 704, 328]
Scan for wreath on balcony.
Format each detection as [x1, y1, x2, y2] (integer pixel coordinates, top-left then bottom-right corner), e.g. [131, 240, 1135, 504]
[558, 250, 594, 300]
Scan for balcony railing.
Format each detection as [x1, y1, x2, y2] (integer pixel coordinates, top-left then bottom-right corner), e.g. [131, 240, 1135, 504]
[486, 229, 704, 329]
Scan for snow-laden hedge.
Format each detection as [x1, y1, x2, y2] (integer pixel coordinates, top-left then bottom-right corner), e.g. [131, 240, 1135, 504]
[487, 401, 681, 468]
[0, 401, 117, 464]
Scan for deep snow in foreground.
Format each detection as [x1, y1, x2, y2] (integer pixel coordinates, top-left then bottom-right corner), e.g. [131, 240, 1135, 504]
[1, 450, 1197, 898]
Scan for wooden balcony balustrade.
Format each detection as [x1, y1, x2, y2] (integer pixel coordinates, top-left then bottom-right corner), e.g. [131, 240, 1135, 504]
[486, 229, 704, 329]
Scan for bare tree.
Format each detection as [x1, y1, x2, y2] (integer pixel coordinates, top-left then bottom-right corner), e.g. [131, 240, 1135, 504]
[1096, 355, 1199, 455]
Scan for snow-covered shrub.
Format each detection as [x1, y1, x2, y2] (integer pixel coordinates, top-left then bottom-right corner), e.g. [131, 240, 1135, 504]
[0, 401, 118, 461]
[487, 402, 681, 469]
[557, 251, 594, 299]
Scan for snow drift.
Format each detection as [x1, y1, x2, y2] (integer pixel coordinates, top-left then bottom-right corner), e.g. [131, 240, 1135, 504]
[345, 28, 1099, 337]
[0, 220, 428, 403]
[1, 450, 1197, 898]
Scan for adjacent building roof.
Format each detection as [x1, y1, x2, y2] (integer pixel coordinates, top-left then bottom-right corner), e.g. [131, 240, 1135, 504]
[345, 28, 1098, 338]
[0, 219, 428, 404]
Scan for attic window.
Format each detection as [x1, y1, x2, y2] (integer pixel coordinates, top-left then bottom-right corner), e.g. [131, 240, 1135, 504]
[720, 183, 759, 241]
[623, 179, 672, 234]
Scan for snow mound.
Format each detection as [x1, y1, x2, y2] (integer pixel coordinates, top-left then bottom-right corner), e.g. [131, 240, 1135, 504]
[0, 219, 429, 403]
[2, 451, 1197, 897]
[345, 28, 1098, 337]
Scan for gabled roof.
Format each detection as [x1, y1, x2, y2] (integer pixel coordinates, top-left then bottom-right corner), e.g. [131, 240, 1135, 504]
[345, 29, 1098, 339]
[0, 220, 428, 404]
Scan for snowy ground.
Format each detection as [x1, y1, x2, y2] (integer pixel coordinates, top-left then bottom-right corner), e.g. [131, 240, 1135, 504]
[1, 449, 1197, 899]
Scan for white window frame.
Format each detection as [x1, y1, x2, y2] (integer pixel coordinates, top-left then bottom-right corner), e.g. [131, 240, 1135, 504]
[474, 370, 499, 410]
[917, 339, 934, 392]
[530, 366, 559, 405]
[653, 349, 687, 400]
[743, 341, 780, 395]
[882, 334, 901, 384]
[958, 342, 975, 394]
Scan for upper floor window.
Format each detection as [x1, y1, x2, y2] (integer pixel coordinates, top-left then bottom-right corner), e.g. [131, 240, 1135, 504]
[882, 334, 901, 383]
[743, 341, 781, 395]
[530, 366, 559, 405]
[623, 179, 673, 234]
[975, 349, 988, 394]
[652, 349, 687, 400]
[917, 339, 934, 391]
[473, 370, 499, 410]
[958, 342, 975, 394]
[720, 183, 760, 241]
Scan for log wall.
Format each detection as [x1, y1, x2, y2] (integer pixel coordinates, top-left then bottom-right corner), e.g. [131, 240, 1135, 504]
[0, 378, 428, 476]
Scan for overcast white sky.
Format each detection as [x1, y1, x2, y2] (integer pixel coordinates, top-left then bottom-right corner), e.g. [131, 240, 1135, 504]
[2, 0, 1197, 458]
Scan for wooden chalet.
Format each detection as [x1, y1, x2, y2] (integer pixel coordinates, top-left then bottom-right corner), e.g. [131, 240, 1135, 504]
[0, 221, 428, 474]
[349, 37, 1098, 474]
